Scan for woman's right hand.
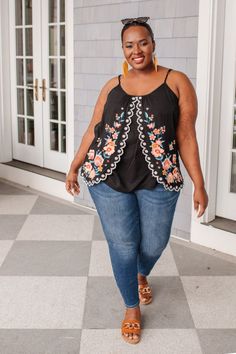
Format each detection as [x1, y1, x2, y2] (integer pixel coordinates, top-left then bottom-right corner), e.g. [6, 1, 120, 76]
[65, 169, 80, 196]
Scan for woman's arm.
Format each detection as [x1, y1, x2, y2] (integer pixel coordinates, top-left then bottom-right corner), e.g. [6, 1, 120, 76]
[65, 77, 118, 196]
[174, 71, 208, 217]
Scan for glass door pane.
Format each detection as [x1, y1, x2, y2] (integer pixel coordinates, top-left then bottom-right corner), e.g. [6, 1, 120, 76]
[15, 0, 35, 146]
[48, 0, 66, 154]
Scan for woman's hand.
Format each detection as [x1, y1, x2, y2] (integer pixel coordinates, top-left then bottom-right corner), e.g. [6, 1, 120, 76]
[65, 170, 80, 196]
[193, 185, 208, 218]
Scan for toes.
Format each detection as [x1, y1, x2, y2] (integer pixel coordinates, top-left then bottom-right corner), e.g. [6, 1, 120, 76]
[129, 333, 139, 340]
[123, 332, 140, 341]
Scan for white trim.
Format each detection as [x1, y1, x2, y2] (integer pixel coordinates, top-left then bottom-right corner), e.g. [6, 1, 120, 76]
[191, 0, 236, 257]
[172, 235, 190, 243]
[216, 0, 236, 219]
[0, 163, 73, 201]
[0, 1, 12, 162]
[9, 0, 18, 163]
[191, 218, 236, 257]
[195, 0, 225, 223]
[65, 0, 74, 174]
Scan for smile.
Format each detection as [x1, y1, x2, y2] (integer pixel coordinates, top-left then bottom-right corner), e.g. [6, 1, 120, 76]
[133, 56, 145, 63]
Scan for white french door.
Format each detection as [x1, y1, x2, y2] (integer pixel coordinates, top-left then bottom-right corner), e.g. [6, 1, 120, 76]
[216, 0, 236, 221]
[11, 0, 68, 173]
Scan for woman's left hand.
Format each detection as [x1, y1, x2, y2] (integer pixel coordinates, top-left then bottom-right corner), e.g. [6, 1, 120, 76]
[193, 186, 208, 218]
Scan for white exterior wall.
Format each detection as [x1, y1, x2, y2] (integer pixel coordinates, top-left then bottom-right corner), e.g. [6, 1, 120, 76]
[73, 0, 199, 240]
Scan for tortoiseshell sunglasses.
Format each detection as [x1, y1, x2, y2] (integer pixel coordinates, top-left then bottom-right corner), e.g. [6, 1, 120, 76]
[121, 17, 150, 25]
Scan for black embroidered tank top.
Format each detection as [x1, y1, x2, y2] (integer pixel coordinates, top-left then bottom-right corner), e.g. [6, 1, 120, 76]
[80, 68, 184, 192]
[103, 74, 159, 193]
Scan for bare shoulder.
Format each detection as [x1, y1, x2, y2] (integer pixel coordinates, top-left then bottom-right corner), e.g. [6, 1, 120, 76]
[94, 76, 119, 109]
[169, 69, 196, 95]
[100, 76, 120, 97]
[170, 70, 198, 124]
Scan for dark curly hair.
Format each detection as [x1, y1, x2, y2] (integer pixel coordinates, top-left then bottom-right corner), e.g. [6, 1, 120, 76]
[121, 21, 155, 44]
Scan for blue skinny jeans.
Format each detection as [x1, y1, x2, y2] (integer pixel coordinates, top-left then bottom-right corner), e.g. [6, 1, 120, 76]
[88, 181, 180, 308]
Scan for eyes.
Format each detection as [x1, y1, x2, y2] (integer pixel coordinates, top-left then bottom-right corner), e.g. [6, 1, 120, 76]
[125, 41, 148, 49]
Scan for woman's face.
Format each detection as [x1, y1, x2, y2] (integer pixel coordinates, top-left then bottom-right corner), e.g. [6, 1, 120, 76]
[122, 25, 155, 71]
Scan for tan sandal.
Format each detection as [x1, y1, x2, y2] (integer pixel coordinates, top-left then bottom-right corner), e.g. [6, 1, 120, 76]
[138, 283, 152, 305]
[121, 318, 141, 344]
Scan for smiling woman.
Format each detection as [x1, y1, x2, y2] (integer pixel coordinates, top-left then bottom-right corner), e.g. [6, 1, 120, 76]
[65, 16, 208, 346]
[121, 17, 156, 82]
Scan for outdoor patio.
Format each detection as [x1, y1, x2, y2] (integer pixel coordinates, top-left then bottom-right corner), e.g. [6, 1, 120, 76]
[0, 177, 236, 354]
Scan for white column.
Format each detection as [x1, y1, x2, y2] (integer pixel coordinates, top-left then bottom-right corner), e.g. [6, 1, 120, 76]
[0, 1, 12, 163]
[191, 0, 236, 257]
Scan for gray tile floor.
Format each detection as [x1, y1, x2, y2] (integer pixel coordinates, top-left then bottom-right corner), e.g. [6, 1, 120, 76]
[0, 177, 236, 354]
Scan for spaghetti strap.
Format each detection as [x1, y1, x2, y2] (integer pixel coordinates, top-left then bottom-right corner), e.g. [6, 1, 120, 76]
[164, 68, 172, 83]
[118, 74, 121, 84]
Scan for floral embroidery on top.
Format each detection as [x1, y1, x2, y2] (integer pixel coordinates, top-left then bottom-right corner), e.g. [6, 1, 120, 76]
[80, 95, 184, 191]
[82, 110, 127, 181]
[141, 108, 183, 186]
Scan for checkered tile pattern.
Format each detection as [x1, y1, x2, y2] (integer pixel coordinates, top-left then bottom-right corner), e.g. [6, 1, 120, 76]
[0, 178, 236, 354]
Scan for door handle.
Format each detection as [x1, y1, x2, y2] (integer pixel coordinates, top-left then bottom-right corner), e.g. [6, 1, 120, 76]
[27, 78, 39, 101]
[39, 79, 46, 101]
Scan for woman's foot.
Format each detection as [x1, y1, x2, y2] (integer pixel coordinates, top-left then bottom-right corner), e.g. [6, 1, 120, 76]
[138, 272, 147, 285]
[121, 305, 141, 344]
[138, 273, 153, 305]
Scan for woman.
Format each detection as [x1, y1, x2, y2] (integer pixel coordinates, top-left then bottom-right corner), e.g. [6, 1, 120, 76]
[65, 17, 208, 345]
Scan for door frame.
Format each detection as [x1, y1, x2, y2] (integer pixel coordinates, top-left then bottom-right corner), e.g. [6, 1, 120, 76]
[0, 0, 12, 162]
[216, 0, 236, 220]
[41, 0, 69, 172]
[191, 0, 236, 256]
[0, 0, 74, 200]
[9, 0, 75, 170]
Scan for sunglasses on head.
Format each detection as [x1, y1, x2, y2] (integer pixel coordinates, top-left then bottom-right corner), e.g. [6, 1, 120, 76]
[121, 17, 150, 25]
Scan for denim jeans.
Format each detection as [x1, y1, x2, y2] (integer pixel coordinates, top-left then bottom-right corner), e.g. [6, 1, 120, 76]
[88, 181, 180, 308]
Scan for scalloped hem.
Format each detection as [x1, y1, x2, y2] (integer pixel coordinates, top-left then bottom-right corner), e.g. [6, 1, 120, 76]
[80, 170, 184, 192]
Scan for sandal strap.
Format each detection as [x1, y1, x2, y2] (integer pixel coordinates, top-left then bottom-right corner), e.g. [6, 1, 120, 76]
[121, 319, 141, 334]
[138, 285, 152, 294]
[122, 328, 140, 335]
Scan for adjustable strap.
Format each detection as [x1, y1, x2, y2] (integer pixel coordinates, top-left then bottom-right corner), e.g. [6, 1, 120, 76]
[164, 68, 172, 83]
[118, 74, 121, 84]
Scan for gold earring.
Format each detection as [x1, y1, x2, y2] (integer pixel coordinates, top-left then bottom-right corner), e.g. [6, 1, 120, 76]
[122, 60, 129, 78]
[152, 54, 158, 72]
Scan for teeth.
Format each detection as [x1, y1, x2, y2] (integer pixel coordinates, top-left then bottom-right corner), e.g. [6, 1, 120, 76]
[134, 57, 144, 62]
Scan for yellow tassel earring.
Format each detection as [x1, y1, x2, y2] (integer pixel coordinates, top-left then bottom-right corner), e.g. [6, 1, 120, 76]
[122, 60, 129, 78]
[153, 54, 158, 72]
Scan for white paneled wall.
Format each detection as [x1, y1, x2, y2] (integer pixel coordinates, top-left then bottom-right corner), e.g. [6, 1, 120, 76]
[73, 0, 199, 239]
